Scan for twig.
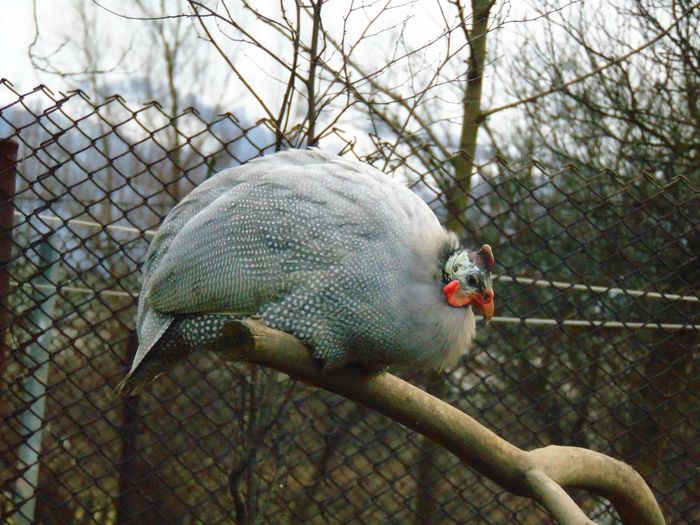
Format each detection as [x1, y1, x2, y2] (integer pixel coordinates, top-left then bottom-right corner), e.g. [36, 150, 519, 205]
[187, 1, 281, 133]
[482, 0, 700, 118]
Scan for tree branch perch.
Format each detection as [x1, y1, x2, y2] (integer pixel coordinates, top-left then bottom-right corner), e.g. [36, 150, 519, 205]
[217, 319, 665, 525]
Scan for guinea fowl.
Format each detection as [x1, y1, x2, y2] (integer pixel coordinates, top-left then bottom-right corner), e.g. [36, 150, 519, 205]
[117, 149, 495, 394]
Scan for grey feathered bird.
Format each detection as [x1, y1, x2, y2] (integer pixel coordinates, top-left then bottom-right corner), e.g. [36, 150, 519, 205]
[117, 149, 495, 394]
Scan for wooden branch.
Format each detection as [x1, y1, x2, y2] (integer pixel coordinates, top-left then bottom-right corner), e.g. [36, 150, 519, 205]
[217, 319, 666, 525]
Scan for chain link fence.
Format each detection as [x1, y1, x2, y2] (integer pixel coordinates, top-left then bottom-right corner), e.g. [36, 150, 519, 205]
[0, 79, 698, 524]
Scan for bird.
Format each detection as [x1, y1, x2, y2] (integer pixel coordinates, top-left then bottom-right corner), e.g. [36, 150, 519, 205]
[117, 149, 495, 394]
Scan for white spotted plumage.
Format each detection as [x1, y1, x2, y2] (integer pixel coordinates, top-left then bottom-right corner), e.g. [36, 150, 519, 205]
[118, 149, 477, 393]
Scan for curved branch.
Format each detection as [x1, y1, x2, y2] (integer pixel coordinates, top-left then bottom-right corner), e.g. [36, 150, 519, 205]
[525, 469, 594, 525]
[217, 318, 666, 525]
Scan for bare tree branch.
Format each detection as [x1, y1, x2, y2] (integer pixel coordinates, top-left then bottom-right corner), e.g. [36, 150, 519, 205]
[483, 0, 700, 118]
[217, 319, 666, 525]
[29, 0, 133, 79]
[305, 0, 323, 145]
[92, 0, 194, 21]
[188, 0, 283, 132]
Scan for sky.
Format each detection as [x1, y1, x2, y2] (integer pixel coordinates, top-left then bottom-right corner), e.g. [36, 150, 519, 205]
[1, 1, 542, 106]
[2, 0, 77, 101]
[0, 0, 576, 159]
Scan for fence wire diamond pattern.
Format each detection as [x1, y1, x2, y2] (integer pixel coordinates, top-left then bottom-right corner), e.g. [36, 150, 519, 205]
[0, 80, 698, 524]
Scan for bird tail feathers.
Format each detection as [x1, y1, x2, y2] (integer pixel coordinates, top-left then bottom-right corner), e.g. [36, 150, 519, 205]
[115, 360, 164, 396]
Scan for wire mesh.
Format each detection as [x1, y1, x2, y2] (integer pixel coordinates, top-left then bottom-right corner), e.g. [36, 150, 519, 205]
[0, 79, 698, 524]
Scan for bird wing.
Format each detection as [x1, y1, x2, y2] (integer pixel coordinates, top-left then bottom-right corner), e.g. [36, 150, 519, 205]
[144, 150, 420, 316]
[131, 170, 252, 373]
[145, 175, 362, 315]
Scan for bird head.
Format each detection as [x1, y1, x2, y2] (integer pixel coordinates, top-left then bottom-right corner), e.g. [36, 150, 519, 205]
[441, 244, 495, 322]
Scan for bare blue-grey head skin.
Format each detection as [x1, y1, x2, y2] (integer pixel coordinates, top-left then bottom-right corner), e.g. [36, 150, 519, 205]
[117, 150, 495, 394]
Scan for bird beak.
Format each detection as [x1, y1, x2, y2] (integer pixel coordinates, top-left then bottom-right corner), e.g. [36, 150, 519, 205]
[476, 298, 494, 323]
[474, 288, 495, 323]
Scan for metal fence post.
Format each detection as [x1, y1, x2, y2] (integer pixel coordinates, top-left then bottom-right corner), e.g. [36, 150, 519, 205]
[0, 139, 18, 377]
[13, 237, 60, 525]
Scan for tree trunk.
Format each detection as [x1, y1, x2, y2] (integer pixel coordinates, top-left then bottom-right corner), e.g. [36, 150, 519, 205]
[446, 0, 494, 236]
